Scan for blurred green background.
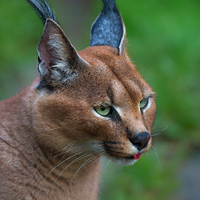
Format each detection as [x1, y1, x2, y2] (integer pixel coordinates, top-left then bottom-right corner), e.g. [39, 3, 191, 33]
[0, 0, 199, 199]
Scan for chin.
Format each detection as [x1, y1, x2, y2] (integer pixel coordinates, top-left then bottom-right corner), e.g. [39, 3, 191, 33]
[108, 156, 138, 166]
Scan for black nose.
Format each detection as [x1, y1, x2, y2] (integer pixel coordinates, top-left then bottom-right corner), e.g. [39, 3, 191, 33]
[129, 132, 150, 151]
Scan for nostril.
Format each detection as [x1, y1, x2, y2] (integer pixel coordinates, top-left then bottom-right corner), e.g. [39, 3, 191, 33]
[129, 132, 150, 151]
[132, 141, 143, 150]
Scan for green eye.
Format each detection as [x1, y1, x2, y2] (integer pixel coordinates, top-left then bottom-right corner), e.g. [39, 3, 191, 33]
[139, 98, 149, 109]
[95, 106, 111, 116]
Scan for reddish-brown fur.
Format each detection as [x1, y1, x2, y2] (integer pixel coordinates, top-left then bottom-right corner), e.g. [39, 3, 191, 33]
[0, 3, 156, 200]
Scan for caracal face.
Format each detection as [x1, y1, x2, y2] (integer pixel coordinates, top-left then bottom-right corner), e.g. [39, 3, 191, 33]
[33, 46, 156, 166]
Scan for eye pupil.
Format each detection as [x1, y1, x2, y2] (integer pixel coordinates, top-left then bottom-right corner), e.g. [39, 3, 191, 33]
[139, 98, 149, 110]
[95, 106, 111, 116]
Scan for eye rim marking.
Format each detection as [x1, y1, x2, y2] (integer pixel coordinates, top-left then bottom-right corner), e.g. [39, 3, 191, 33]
[93, 104, 121, 122]
[139, 94, 155, 113]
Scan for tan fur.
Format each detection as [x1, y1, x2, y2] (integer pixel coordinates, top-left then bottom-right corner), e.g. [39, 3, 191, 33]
[0, 3, 156, 200]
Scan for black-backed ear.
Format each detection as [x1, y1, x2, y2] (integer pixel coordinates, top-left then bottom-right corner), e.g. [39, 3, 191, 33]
[37, 18, 87, 87]
[90, 0, 126, 55]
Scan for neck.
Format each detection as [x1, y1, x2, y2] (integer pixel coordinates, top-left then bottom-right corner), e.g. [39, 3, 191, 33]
[0, 78, 101, 200]
[37, 149, 101, 200]
[36, 143, 101, 199]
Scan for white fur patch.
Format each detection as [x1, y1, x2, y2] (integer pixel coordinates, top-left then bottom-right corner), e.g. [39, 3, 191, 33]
[119, 22, 126, 55]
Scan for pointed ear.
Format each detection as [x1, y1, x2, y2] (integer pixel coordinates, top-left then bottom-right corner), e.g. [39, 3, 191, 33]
[37, 18, 87, 86]
[90, 0, 126, 55]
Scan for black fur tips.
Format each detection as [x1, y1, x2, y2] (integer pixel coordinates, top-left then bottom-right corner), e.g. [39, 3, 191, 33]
[90, 0, 125, 53]
[26, 0, 57, 24]
[102, 0, 117, 9]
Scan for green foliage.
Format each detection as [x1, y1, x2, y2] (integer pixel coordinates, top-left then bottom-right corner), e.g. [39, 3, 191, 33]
[0, 1, 40, 99]
[0, 1, 41, 66]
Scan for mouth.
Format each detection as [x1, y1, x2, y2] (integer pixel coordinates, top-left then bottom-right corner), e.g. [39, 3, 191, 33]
[103, 142, 144, 165]
[125, 153, 142, 160]
[106, 153, 143, 166]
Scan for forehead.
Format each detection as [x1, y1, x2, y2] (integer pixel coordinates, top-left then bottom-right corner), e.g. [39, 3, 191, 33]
[79, 46, 152, 99]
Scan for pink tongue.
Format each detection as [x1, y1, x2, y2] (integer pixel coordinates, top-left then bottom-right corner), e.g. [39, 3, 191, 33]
[133, 153, 142, 160]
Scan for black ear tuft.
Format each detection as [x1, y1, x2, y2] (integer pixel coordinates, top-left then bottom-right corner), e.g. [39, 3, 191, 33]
[90, 0, 126, 54]
[26, 0, 57, 24]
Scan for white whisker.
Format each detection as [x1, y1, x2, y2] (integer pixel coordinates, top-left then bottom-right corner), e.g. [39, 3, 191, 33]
[151, 125, 169, 137]
[69, 156, 95, 185]
[45, 151, 83, 180]
[105, 159, 111, 168]
[160, 125, 169, 131]
[54, 142, 75, 158]
[147, 150, 150, 166]
[151, 132, 162, 137]
[151, 146, 161, 169]
[53, 153, 93, 185]
[45, 141, 104, 185]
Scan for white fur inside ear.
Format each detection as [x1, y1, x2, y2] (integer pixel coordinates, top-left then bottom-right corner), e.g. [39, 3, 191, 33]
[36, 19, 89, 82]
[38, 61, 49, 76]
[48, 34, 68, 64]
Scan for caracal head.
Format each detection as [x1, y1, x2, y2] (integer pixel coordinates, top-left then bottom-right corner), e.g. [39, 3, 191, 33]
[30, 0, 156, 166]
